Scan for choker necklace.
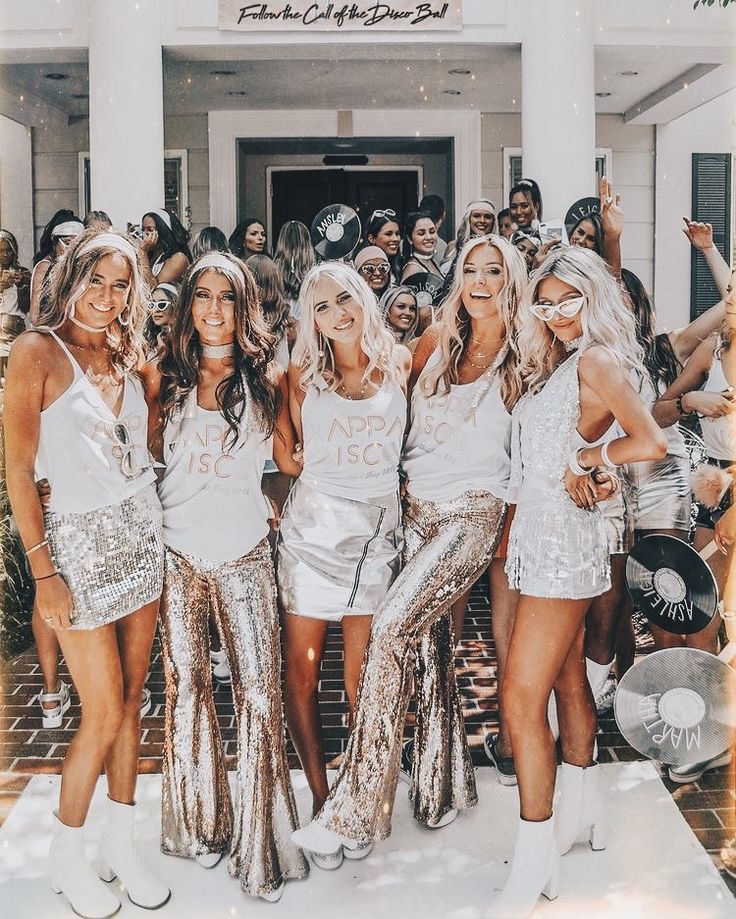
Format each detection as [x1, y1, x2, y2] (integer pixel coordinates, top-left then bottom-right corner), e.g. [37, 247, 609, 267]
[201, 341, 235, 359]
[69, 304, 108, 334]
[563, 336, 584, 353]
[413, 251, 436, 262]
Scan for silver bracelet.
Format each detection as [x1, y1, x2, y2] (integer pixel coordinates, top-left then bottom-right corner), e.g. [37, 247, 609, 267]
[600, 441, 618, 468]
[568, 448, 592, 477]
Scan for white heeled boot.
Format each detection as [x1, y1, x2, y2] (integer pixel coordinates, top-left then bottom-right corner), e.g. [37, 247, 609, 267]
[555, 761, 607, 855]
[97, 798, 171, 909]
[586, 657, 614, 703]
[483, 816, 559, 919]
[48, 812, 121, 919]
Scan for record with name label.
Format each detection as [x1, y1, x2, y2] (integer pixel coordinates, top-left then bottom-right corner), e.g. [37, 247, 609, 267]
[404, 271, 445, 308]
[614, 648, 736, 765]
[564, 196, 601, 238]
[310, 205, 361, 261]
[626, 534, 717, 635]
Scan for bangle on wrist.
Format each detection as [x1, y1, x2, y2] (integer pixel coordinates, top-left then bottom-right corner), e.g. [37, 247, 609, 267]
[600, 441, 618, 468]
[25, 538, 48, 556]
[33, 571, 60, 582]
[568, 448, 593, 477]
[675, 393, 690, 416]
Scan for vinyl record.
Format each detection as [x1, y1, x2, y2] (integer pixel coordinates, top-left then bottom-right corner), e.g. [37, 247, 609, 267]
[626, 534, 718, 635]
[564, 196, 600, 238]
[614, 648, 736, 765]
[404, 272, 445, 308]
[310, 205, 361, 261]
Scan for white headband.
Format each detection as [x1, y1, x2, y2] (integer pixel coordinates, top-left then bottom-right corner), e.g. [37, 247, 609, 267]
[153, 282, 178, 298]
[52, 221, 84, 238]
[192, 252, 237, 273]
[465, 199, 496, 217]
[78, 232, 138, 262]
[153, 209, 172, 230]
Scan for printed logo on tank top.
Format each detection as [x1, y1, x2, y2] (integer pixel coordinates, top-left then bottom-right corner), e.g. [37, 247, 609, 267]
[326, 413, 404, 473]
[418, 391, 476, 448]
[170, 421, 244, 480]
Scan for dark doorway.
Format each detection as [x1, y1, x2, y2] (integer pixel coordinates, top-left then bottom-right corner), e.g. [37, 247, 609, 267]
[270, 168, 420, 249]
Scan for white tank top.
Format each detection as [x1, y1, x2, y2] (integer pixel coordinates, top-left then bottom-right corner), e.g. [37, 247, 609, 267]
[35, 331, 156, 513]
[0, 282, 22, 318]
[700, 350, 735, 461]
[299, 375, 406, 500]
[159, 386, 272, 562]
[402, 349, 511, 502]
[639, 373, 687, 458]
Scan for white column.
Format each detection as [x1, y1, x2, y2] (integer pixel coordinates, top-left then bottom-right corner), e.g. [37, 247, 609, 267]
[88, 0, 164, 228]
[521, 0, 596, 220]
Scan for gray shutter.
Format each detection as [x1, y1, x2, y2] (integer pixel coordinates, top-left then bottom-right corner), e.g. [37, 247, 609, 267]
[690, 153, 732, 319]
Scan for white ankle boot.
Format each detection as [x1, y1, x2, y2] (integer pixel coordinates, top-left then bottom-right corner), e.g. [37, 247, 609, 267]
[586, 657, 614, 701]
[97, 798, 171, 909]
[483, 816, 559, 919]
[49, 812, 121, 919]
[555, 761, 607, 855]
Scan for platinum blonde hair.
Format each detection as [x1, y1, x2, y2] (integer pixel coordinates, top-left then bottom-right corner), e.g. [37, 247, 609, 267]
[515, 245, 645, 396]
[293, 261, 400, 392]
[422, 234, 528, 406]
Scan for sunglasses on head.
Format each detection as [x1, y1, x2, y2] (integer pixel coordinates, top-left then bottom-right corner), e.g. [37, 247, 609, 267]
[359, 263, 390, 277]
[370, 209, 397, 220]
[529, 296, 585, 322]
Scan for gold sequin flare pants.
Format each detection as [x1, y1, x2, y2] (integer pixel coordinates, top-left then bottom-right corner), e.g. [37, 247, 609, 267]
[316, 489, 507, 842]
[160, 539, 308, 895]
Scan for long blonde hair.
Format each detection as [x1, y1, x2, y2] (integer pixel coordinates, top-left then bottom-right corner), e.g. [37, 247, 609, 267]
[293, 261, 400, 392]
[37, 228, 148, 374]
[422, 234, 528, 408]
[514, 246, 645, 396]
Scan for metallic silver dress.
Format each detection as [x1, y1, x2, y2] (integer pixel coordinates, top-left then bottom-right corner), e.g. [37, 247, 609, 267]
[505, 350, 611, 600]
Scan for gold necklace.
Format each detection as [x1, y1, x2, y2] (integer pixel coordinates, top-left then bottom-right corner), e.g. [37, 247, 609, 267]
[338, 379, 369, 400]
[464, 353, 494, 370]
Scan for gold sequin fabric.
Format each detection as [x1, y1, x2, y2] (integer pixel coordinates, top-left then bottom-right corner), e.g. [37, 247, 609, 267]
[506, 351, 611, 599]
[315, 489, 507, 843]
[43, 483, 163, 629]
[159, 539, 308, 896]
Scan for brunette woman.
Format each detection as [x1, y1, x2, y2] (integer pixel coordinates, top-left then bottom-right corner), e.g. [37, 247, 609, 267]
[30, 212, 84, 322]
[508, 178, 543, 232]
[292, 235, 526, 858]
[144, 282, 178, 359]
[273, 220, 316, 318]
[365, 210, 402, 282]
[4, 230, 169, 918]
[277, 262, 410, 868]
[229, 217, 268, 259]
[489, 246, 666, 918]
[149, 251, 307, 901]
[139, 208, 191, 288]
[0, 229, 31, 379]
[400, 211, 443, 283]
[191, 226, 230, 260]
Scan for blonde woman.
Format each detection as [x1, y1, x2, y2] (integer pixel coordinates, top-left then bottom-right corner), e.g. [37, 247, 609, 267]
[292, 235, 527, 860]
[4, 230, 169, 918]
[490, 247, 667, 918]
[277, 262, 411, 869]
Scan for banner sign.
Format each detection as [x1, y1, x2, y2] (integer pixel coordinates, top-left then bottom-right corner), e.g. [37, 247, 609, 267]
[218, 2, 463, 32]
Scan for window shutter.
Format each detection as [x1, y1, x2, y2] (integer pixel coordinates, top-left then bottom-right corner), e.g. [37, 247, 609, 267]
[691, 153, 732, 319]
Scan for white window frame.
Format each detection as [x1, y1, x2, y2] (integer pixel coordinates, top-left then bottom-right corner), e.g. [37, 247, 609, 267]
[79, 149, 189, 221]
[502, 147, 614, 210]
[264, 164, 423, 243]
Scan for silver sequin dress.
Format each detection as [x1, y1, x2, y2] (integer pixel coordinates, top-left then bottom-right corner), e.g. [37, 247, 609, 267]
[505, 349, 611, 600]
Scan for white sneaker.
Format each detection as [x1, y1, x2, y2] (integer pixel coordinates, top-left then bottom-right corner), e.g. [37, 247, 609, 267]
[343, 841, 373, 860]
[39, 680, 71, 730]
[310, 847, 344, 870]
[668, 750, 732, 784]
[140, 687, 152, 718]
[210, 649, 232, 685]
[595, 679, 617, 715]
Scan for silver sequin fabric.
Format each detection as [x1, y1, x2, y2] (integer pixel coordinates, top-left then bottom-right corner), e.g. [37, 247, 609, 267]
[625, 454, 692, 530]
[43, 483, 163, 629]
[315, 490, 507, 842]
[506, 351, 611, 599]
[277, 478, 403, 620]
[159, 539, 308, 896]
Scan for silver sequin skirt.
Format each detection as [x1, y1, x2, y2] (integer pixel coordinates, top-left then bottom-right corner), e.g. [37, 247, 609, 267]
[277, 478, 403, 620]
[625, 454, 691, 531]
[44, 484, 164, 629]
[506, 497, 610, 600]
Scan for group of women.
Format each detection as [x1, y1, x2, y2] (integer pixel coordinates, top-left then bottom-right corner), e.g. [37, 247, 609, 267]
[2, 174, 734, 919]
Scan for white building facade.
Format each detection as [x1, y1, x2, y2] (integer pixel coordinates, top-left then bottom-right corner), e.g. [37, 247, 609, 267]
[0, 0, 734, 328]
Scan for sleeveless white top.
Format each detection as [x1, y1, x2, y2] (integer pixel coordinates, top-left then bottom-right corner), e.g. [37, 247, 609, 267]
[159, 387, 272, 562]
[700, 350, 735, 461]
[402, 349, 511, 502]
[35, 331, 156, 514]
[0, 283, 22, 318]
[639, 374, 687, 458]
[299, 375, 407, 500]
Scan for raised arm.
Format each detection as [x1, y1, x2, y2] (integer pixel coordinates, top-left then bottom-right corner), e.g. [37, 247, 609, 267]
[683, 217, 731, 299]
[600, 177, 623, 279]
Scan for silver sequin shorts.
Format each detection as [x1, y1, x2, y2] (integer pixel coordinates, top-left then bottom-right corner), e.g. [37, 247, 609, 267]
[277, 478, 403, 620]
[599, 487, 633, 555]
[44, 484, 164, 629]
[506, 497, 611, 600]
[625, 454, 691, 531]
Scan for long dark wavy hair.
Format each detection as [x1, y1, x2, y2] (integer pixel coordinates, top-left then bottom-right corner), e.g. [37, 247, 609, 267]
[621, 268, 681, 390]
[142, 210, 192, 261]
[34, 209, 79, 265]
[158, 253, 280, 446]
